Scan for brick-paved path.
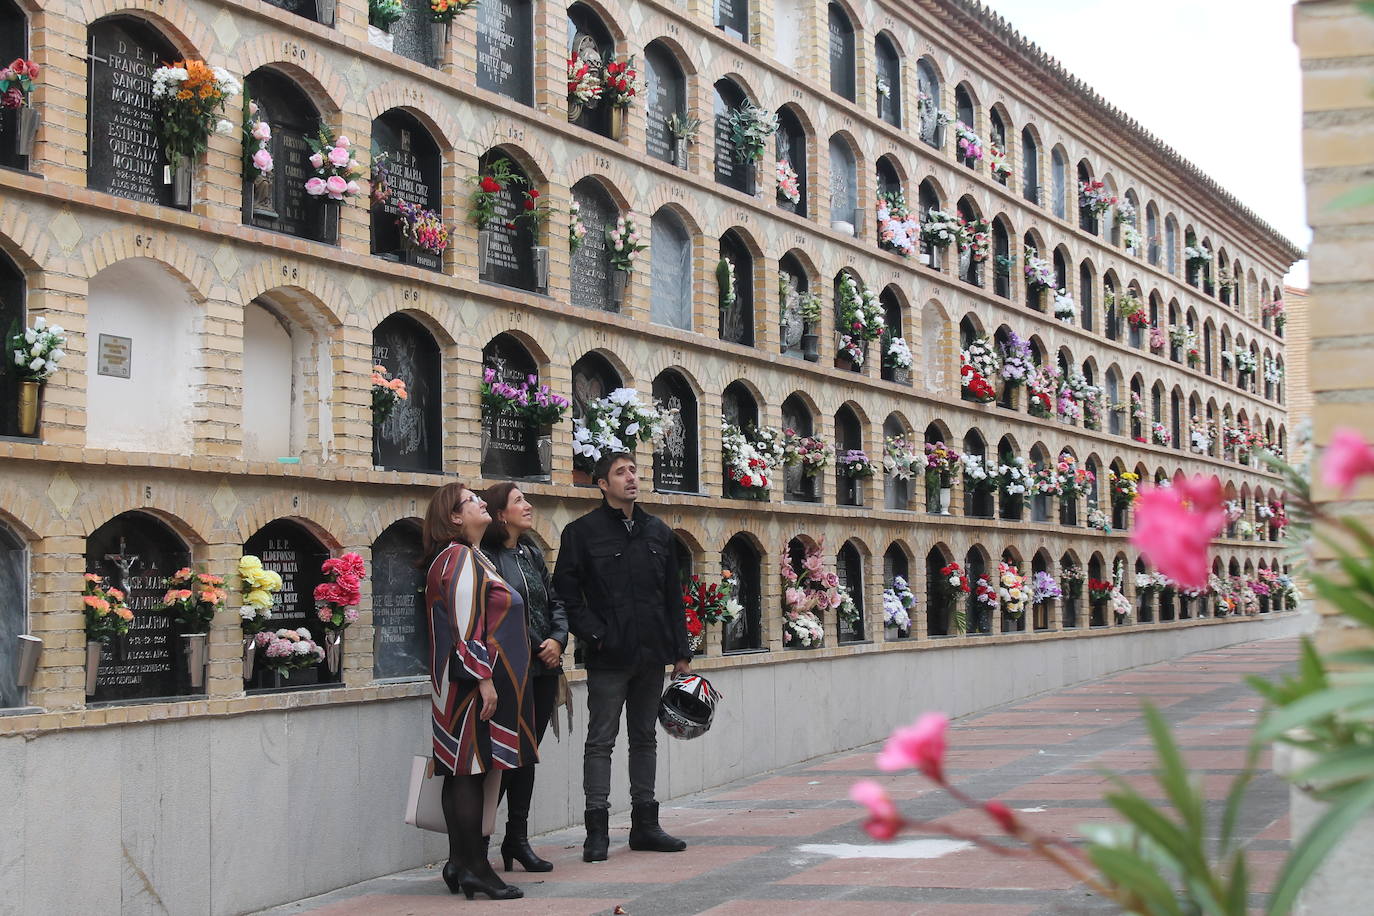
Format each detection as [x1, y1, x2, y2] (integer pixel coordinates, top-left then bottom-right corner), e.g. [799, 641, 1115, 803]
[259, 638, 1297, 916]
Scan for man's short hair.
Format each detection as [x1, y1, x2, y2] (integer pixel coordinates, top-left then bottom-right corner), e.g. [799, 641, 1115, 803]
[593, 451, 634, 485]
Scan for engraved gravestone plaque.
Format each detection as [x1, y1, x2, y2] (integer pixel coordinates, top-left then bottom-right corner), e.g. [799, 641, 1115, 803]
[87, 19, 177, 207]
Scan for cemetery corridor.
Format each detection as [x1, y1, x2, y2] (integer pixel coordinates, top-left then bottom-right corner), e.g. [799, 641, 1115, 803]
[258, 636, 1298, 916]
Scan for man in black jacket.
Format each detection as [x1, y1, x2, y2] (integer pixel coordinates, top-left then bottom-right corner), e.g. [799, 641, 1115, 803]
[553, 451, 692, 862]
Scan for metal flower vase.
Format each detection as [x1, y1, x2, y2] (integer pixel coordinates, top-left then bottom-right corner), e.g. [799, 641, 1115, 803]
[17, 380, 39, 436]
[14, 106, 38, 157]
[477, 229, 492, 273]
[609, 106, 625, 141]
[242, 633, 257, 680]
[85, 640, 103, 695]
[169, 155, 192, 208]
[180, 633, 208, 689]
[610, 269, 628, 309]
[324, 630, 343, 674]
[533, 245, 549, 291]
[16, 634, 42, 688]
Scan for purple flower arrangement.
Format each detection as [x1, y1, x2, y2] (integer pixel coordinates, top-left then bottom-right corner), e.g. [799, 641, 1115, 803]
[481, 368, 571, 427]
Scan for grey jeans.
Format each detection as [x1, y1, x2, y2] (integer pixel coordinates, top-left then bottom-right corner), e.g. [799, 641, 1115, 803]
[583, 663, 664, 811]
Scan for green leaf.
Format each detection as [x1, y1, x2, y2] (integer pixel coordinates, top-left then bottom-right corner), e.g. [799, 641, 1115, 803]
[1267, 779, 1374, 915]
[1104, 789, 1198, 873]
[1309, 573, 1374, 627]
[1256, 684, 1374, 741]
[1225, 850, 1249, 916]
[1295, 745, 1374, 790]
[1144, 704, 1206, 838]
[1220, 740, 1261, 852]
[1087, 845, 1187, 916]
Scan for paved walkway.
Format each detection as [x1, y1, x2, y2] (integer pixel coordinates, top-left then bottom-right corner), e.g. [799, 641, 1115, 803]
[259, 638, 1298, 916]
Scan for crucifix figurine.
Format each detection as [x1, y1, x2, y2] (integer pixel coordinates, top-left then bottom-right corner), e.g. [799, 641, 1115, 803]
[103, 536, 141, 594]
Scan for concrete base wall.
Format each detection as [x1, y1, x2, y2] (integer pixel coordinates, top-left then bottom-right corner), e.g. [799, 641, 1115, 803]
[0, 613, 1312, 915]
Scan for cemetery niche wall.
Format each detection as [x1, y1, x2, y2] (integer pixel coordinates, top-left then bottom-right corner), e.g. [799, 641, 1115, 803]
[84, 511, 192, 703]
[370, 519, 427, 679]
[477, 150, 539, 291]
[243, 519, 331, 690]
[478, 0, 534, 104]
[86, 16, 179, 209]
[481, 333, 547, 479]
[371, 110, 444, 271]
[243, 68, 330, 242]
[372, 313, 443, 473]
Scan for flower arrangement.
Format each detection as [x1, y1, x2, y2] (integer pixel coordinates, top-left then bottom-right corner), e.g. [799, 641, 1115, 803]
[1264, 357, 1284, 385]
[783, 428, 835, 477]
[717, 258, 737, 310]
[608, 215, 646, 272]
[0, 58, 38, 110]
[997, 456, 1030, 498]
[1183, 244, 1212, 265]
[371, 365, 408, 423]
[1078, 180, 1117, 216]
[83, 574, 133, 644]
[1030, 461, 1064, 497]
[1059, 564, 1084, 598]
[776, 158, 801, 205]
[954, 122, 984, 161]
[1110, 470, 1139, 508]
[974, 576, 999, 611]
[726, 101, 780, 165]
[305, 128, 363, 201]
[315, 553, 365, 630]
[988, 143, 1012, 179]
[779, 275, 822, 332]
[1053, 288, 1076, 322]
[369, 0, 405, 28]
[883, 334, 913, 369]
[1031, 571, 1061, 603]
[960, 359, 996, 402]
[683, 572, 740, 627]
[998, 562, 1027, 617]
[429, 0, 477, 22]
[1023, 248, 1056, 291]
[1110, 586, 1132, 619]
[835, 586, 860, 625]
[957, 216, 991, 263]
[1087, 507, 1112, 533]
[1169, 324, 1200, 365]
[1087, 578, 1114, 603]
[781, 541, 841, 648]
[567, 52, 604, 108]
[1026, 365, 1059, 418]
[395, 200, 450, 254]
[161, 568, 227, 632]
[150, 60, 239, 163]
[836, 274, 885, 367]
[243, 100, 273, 179]
[1109, 290, 1147, 327]
[722, 421, 776, 494]
[1147, 324, 1167, 352]
[999, 331, 1033, 385]
[1056, 453, 1095, 498]
[467, 158, 524, 230]
[1263, 298, 1286, 332]
[1189, 415, 1214, 454]
[883, 436, 922, 480]
[9, 316, 66, 382]
[237, 555, 284, 635]
[571, 387, 670, 470]
[922, 441, 960, 478]
[568, 200, 587, 252]
[838, 450, 877, 479]
[960, 453, 998, 492]
[920, 209, 961, 249]
[883, 576, 916, 630]
[254, 627, 326, 675]
[600, 54, 639, 108]
[961, 335, 1000, 382]
[1234, 349, 1257, 375]
[1151, 421, 1172, 447]
[1129, 391, 1148, 441]
[876, 191, 920, 256]
[666, 112, 700, 147]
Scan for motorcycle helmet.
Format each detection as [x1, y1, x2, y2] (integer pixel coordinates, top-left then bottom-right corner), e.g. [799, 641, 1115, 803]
[657, 673, 721, 740]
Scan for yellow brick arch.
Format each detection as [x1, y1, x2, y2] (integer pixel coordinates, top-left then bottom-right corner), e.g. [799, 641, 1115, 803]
[231, 496, 349, 550]
[563, 157, 640, 214]
[80, 1, 216, 59]
[363, 84, 464, 153]
[234, 37, 351, 122]
[236, 257, 348, 330]
[0, 208, 53, 274]
[82, 227, 218, 304]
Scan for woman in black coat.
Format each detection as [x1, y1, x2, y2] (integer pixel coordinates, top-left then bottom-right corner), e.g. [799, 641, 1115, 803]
[482, 482, 569, 872]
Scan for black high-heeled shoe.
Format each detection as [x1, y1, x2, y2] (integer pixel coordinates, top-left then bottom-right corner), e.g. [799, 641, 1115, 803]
[458, 871, 523, 900]
[441, 861, 471, 894]
[501, 834, 553, 873]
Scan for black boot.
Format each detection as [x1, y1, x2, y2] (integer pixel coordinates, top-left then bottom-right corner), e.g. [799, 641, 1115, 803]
[501, 817, 553, 872]
[628, 801, 686, 852]
[583, 808, 610, 862]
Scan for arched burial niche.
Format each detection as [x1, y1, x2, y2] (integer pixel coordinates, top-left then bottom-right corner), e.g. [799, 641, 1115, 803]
[652, 369, 699, 494]
[476, 149, 538, 291]
[371, 110, 445, 271]
[371, 519, 427, 679]
[569, 351, 624, 481]
[373, 314, 442, 473]
[775, 107, 808, 216]
[718, 230, 754, 346]
[570, 177, 618, 311]
[0, 247, 26, 437]
[883, 543, 912, 638]
[713, 78, 756, 194]
[243, 519, 333, 690]
[827, 3, 856, 101]
[874, 32, 901, 127]
[828, 135, 859, 233]
[883, 413, 912, 509]
[778, 253, 813, 359]
[0, 521, 29, 709]
[243, 68, 332, 242]
[241, 292, 326, 463]
[715, 0, 749, 41]
[925, 545, 953, 636]
[0, 0, 31, 171]
[482, 333, 544, 479]
[721, 534, 762, 652]
[84, 511, 192, 702]
[836, 540, 865, 643]
[643, 41, 687, 167]
[86, 16, 180, 208]
[86, 260, 198, 455]
[650, 208, 692, 330]
[721, 380, 761, 499]
[1060, 551, 1080, 628]
[782, 393, 819, 502]
[476, 0, 534, 104]
[834, 403, 865, 507]
[567, 5, 616, 137]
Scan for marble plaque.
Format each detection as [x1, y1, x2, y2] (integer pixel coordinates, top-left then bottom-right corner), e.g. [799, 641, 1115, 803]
[0, 525, 25, 707]
[243, 520, 331, 683]
[480, 157, 536, 290]
[87, 19, 176, 207]
[392, 0, 438, 67]
[246, 70, 322, 240]
[371, 522, 427, 679]
[828, 7, 854, 100]
[652, 372, 697, 493]
[569, 183, 615, 311]
[373, 314, 442, 472]
[477, 0, 533, 104]
[481, 335, 540, 478]
[371, 113, 442, 270]
[714, 0, 748, 40]
[644, 47, 683, 165]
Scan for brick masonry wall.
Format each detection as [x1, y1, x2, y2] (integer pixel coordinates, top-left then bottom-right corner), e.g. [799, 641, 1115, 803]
[0, 0, 1293, 725]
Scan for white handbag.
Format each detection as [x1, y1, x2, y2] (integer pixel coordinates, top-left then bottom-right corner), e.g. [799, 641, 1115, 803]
[403, 755, 447, 833]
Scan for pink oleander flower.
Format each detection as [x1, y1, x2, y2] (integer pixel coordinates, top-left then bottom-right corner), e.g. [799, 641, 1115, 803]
[1321, 427, 1374, 497]
[1130, 475, 1225, 590]
[849, 779, 902, 840]
[876, 712, 949, 782]
[305, 176, 326, 196]
[309, 152, 324, 169]
[325, 174, 348, 198]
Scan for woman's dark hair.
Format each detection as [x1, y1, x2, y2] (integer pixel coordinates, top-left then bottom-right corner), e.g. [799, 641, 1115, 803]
[420, 481, 472, 565]
[481, 481, 522, 551]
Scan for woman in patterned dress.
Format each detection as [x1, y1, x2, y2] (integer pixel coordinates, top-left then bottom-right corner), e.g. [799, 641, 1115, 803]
[422, 482, 537, 901]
